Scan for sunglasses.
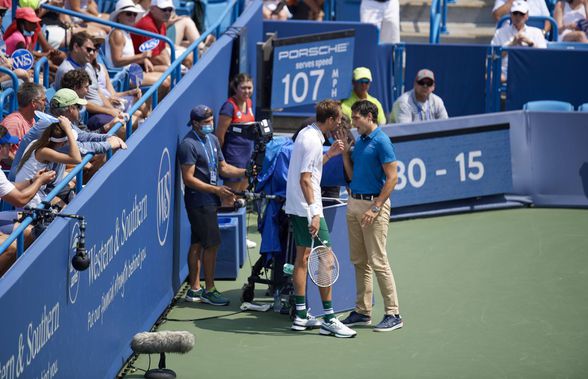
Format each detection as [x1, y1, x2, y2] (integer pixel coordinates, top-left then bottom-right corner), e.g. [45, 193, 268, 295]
[356, 79, 370, 84]
[417, 79, 434, 87]
[159, 7, 174, 13]
[122, 11, 137, 17]
[512, 11, 526, 16]
[85, 47, 97, 54]
[0, 9, 7, 17]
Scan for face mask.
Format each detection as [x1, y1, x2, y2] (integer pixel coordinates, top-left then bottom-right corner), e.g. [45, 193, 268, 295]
[23, 30, 35, 37]
[201, 124, 214, 134]
[328, 136, 335, 144]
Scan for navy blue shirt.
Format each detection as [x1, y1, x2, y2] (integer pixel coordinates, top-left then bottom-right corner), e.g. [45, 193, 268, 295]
[349, 127, 397, 195]
[178, 129, 225, 207]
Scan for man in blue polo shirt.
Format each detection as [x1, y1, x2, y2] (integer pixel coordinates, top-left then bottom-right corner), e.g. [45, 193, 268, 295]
[178, 104, 247, 306]
[340, 99, 403, 332]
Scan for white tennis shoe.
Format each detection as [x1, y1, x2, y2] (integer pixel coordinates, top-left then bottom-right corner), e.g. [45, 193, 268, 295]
[291, 313, 322, 331]
[320, 318, 357, 338]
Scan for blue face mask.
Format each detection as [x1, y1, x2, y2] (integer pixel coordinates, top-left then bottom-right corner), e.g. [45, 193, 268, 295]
[328, 136, 335, 144]
[201, 124, 214, 134]
[23, 30, 35, 37]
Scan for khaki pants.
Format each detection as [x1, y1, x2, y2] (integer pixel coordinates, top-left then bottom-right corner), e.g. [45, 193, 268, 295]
[346, 197, 399, 316]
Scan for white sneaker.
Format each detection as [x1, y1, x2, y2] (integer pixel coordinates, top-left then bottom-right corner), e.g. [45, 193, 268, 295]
[246, 239, 257, 249]
[291, 313, 322, 331]
[320, 318, 357, 338]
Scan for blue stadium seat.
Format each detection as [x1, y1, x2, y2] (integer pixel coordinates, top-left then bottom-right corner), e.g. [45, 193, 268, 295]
[334, 0, 360, 21]
[496, 15, 559, 41]
[201, 0, 232, 33]
[578, 103, 588, 112]
[523, 100, 574, 111]
[173, 0, 195, 17]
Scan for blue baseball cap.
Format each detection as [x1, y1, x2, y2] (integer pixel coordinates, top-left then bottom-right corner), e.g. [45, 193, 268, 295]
[0, 129, 19, 145]
[187, 104, 213, 126]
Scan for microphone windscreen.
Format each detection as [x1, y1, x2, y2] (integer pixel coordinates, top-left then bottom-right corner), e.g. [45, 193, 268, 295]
[131, 331, 195, 354]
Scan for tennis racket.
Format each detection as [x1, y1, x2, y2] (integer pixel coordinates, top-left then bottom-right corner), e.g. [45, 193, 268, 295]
[307, 236, 339, 287]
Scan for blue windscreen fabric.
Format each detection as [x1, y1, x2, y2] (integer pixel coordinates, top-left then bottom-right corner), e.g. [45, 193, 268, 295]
[506, 47, 588, 110]
[404, 43, 488, 118]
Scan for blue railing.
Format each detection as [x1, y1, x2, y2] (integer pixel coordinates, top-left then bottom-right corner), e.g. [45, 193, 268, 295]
[0, 67, 19, 113]
[430, 0, 449, 43]
[33, 56, 50, 87]
[0, 0, 239, 258]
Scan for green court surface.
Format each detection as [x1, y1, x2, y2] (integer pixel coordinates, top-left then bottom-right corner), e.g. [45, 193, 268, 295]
[120, 208, 588, 379]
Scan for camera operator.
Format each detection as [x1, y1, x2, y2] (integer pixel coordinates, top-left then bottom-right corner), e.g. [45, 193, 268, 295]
[178, 104, 248, 306]
[0, 126, 56, 277]
[215, 73, 255, 207]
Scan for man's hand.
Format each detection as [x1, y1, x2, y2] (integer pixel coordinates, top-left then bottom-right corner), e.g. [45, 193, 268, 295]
[327, 139, 344, 158]
[107, 136, 127, 150]
[144, 58, 154, 73]
[361, 208, 378, 228]
[33, 169, 56, 185]
[216, 186, 235, 203]
[308, 215, 320, 237]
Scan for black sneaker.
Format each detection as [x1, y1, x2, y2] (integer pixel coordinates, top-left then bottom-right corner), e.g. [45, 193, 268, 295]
[373, 314, 403, 332]
[341, 311, 372, 326]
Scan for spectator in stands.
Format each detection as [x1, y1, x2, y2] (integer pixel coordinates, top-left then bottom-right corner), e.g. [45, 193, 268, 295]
[88, 38, 148, 133]
[15, 114, 81, 208]
[9, 89, 127, 185]
[360, 0, 400, 44]
[491, 1, 547, 81]
[0, 83, 46, 168]
[254, 0, 291, 20]
[554, 0, 587, 41]
[179, 104, 248, 306]
[492, 0, 550, 22]
[342, 67, 386, 125]
[3, 6, 66, 79]
[389, 69, 448, 123]
[131, 0, 206, 70]
[0, 125, 56, 277]
[289, 0, 324, 20]
[53, 31, 96, 90]
[60, 68, 128, 134]
[105, 0, 171, 98]
[215, 73, 255, 206]
[65, 0, 111, 35]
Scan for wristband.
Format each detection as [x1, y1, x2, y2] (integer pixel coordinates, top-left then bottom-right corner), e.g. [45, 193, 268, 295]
[308, 203, 321, 217]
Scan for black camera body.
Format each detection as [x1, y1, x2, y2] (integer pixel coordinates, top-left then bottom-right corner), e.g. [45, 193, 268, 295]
[228, 120, 273, 190]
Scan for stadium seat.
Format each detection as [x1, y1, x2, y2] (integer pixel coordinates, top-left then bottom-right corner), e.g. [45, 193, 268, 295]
[334, 0, 360, 21]
[578, 103, 588, 112]
[201, 0, 232, 33]
[173, 0, 195, 17]
[523, 100, 574, 111]
[496, 15, 559, 41]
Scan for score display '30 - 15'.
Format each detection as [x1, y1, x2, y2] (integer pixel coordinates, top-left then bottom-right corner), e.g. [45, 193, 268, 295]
[395, 151, 485, 191]
[389, 128, 512, 207]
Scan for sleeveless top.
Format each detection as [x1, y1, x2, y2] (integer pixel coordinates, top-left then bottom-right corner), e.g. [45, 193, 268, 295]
[105, 30, 135, 69]
[221, 97, 255, 172]
[15, 143, 52, 208]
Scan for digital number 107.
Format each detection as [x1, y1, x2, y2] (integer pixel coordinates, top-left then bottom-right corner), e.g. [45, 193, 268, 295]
[395, 151, 485, 190]
[281, 70, 324, 105]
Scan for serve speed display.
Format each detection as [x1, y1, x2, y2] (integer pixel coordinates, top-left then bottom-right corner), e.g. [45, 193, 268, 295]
[271, 30, 355, 109]
[389, 124, 513, 207]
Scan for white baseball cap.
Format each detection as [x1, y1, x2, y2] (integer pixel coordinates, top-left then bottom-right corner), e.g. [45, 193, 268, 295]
[151, 0, 175, 10]
[511, 0, 529, 14]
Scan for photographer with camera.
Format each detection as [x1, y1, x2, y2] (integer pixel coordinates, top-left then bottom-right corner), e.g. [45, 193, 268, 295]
[179, 104, 248, 306]
[0, 125, 57, 277]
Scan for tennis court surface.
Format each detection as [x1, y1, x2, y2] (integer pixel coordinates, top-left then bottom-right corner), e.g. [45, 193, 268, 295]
[120, 208, 588, 379]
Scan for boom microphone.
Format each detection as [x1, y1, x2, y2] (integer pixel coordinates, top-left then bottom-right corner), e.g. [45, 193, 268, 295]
[131, 331, 195, 378]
